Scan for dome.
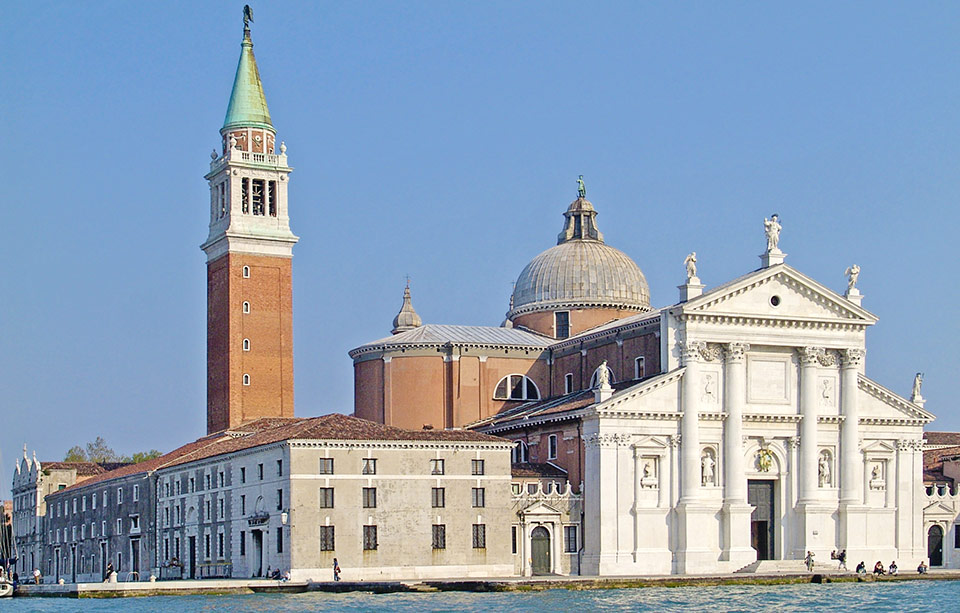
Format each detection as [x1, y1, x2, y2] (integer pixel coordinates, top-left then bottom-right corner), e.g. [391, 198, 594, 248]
[507, 191, 651, 319]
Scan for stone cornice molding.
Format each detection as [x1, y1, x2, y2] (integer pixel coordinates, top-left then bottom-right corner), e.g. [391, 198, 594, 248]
[584, 432, 628, 448]
[475, 409, 586, 434]
[677, 312, 871, 332]
[743, 413, 802, 424]
[507, 299, 651, 320]
[350, 340, 550, 360]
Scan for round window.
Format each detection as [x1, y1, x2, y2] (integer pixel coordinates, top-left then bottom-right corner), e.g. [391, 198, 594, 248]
[770, 295, 781, 307]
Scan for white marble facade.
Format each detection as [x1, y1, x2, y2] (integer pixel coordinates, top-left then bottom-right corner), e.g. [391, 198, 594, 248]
[581, 254, 933, 575]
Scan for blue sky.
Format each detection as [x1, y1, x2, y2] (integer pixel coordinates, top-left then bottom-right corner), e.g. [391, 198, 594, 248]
[1, 2, 957, 478]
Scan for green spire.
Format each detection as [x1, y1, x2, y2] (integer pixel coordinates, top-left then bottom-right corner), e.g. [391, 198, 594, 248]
[222, 18, 273, 133]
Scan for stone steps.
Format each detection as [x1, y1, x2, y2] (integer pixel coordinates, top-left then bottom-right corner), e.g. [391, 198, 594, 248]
[735, 559, 841, 574]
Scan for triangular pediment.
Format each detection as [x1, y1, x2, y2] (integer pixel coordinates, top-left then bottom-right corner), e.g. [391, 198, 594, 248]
[923, 500, 957, 516]
[521, 501, 562, 516]
[681, 265, 877, 325]
[858, 375, 935, 423]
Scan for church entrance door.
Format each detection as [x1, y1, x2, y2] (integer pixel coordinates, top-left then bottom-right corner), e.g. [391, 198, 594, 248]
[531, 527, 551, 575]
[748, 480, 775, 561]
[928, 525, 944, 566]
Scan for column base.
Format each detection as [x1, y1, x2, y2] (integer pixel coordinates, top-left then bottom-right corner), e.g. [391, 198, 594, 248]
[791, 501, 836, 560]
[675, 501, 722, 574]
[721, 502, 757, 567]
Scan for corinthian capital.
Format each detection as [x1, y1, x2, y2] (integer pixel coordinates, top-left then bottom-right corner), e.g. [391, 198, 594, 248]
[841, 348, 865, 368]
[799, 346, 825, 366]
[724, 342, 750, 363]
[680, 340, 707, 364]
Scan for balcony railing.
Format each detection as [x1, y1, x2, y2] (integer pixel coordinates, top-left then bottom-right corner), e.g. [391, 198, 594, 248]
[209, 148, 287, 172]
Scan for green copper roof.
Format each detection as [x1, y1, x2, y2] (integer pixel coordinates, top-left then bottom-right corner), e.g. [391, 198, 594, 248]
[222, 27, 273, 132]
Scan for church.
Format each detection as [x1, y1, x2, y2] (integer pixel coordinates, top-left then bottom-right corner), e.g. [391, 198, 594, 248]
[352, 185, 935, 574]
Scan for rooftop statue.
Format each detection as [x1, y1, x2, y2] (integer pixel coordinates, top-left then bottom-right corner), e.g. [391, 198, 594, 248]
[577, 175, 586, 199]
[912, 372, 923, 401]
[845, 264, 860, 292]
[764, 214, 781, 251]
[596, 360, 610, 389]
[684, 252, 698, 281]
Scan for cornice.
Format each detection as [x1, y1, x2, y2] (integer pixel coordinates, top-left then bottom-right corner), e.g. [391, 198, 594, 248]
[507, 299, 650, 320]
[858, 374, 934, 423]
[549, 314, 662, 354]
[678, 311, 871, 332]
[477, 409, 587, 434]
[349, 340, 549, 361]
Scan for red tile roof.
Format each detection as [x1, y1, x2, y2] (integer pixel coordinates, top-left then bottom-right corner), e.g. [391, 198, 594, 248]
[56, 414, 507, 493]
[922, 444, 960, 487]
[39, 462, 130, 476]
[924, 432, 960, 447]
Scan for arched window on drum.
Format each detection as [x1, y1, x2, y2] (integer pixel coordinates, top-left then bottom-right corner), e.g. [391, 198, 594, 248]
[494, 374, 540, 401]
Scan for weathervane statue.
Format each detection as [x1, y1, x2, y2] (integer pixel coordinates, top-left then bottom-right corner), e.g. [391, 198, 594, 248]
[243, 5, 254, 29]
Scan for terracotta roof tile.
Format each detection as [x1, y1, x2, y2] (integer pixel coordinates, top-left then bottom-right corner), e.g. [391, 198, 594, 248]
[40, 462, 132, 477]
[924, 432, 960, 447]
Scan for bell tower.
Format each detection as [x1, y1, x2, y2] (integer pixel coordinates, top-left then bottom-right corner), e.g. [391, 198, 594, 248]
[202, 9, 298, 434]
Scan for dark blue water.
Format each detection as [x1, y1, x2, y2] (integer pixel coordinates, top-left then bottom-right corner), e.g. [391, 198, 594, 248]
[6, 580, 959, 612]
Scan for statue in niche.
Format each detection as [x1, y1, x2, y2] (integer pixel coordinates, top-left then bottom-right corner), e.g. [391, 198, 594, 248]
[643, 462, 652, 478]
[844, 264, 860, 292]
[872, 465, 881, 481]
[821, 379, 833, 406]
[701, 451, 715, 486]
[818, 453, 831, 487]
[229, 134, 238, 149]
[702, 374, 717, 403]
[684, 252, 698, 281]
[764, 214, 782, 251]
[596, 360, 610, 389]
[912, 372, 924, 401]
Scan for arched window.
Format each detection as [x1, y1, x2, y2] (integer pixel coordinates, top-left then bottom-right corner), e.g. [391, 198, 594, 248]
[494, 375, 540, 401]
[589, 365, 616, 388]
[242, 374, 250, 386]
[511, 441, 529, 464]
[242, 339, 250, 351]
[242, 301, 250, 314]
[242, 266, 250, 278]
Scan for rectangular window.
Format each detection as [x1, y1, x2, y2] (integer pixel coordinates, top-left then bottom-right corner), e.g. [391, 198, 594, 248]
[362, 488, 377, 509]
[72, 526, 76, 541]
[133, 484, 140, 502]
[430, 459, 445, 475]
[472, 487, 485, 508]
[164, 538, 169, 560]
[218, 498, 224, 519]
[432, 524, 446, 550]
[277, 459, 283, 477]
[92, 493, 97, 510]
[319, 488, 334, 509]
[205, 474, 211, 490]
[565, 525, 578, 553]
[362, 458, 377, 475]
[117, 488, 123, 505]
[258, 464, 264, 480]
[130, 515, 140, 531]
[472, 524, 486, 549]
[320, 526, 335, 551]
[635, 356, 645, 379]
[102, 491, 107, 507]
[511, 526, 517, 554]
[241, 177, 249, 214]
[240, 531, 246, 556]
[204, 534, 211, 559]
[276, 527, 283, 553]
[240, 467, 246, 484]
[217, 532, 224, 559]
[955, 526, 960, 549]
[102, 521, 106, 536]
[471, 459, 485, 476]
[189, 478, 195, 493]
[362, 525, 378, 551]
[204, 499, 211, 521]
[72, 498, 77, 513]
[564, 373, 574, 394]
[431, 487, 445, 508]
[240, 495, 246, 515]
[164, 482, 170, 498]
[175, 536, 180, 560]
[548, 434, 558, 460]
[217, 471, 224, 488]
[116, 518, 123, 534]
[319, 458, 334, 474]
[164, 507, 170, 527]
[276, 488, 283, 511]
[555, 311, 570, 339]
[176, 480, 182, 495]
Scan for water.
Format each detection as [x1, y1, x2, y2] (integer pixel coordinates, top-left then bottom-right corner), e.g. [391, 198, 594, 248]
[5, 581, 960, 612]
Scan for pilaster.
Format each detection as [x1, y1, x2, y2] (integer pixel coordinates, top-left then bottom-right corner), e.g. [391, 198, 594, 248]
[720, 342, 754, 565]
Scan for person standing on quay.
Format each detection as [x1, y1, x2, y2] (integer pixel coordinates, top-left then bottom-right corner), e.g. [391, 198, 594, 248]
[333, 558, 341, 582]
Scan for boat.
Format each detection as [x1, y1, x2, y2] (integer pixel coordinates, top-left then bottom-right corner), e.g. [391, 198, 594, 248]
[0, 579, 12, 598]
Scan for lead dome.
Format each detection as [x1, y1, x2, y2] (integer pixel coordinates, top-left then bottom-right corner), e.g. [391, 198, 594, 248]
[506, 191, 651, 334]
